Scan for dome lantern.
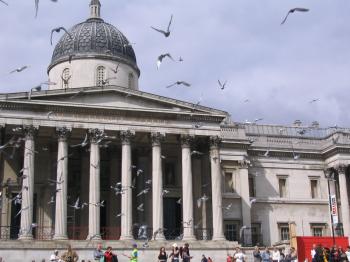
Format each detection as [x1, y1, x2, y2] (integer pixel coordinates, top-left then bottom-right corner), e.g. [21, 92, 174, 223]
[90, 0, 101, 19]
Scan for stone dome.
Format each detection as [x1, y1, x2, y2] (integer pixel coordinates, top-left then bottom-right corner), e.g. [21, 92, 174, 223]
[48, 17, 139, 75]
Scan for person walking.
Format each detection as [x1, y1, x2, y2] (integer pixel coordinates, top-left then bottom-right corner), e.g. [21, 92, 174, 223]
[261, 247, 271, 262]
[158, 247, 168, 262]
[104, 246, 118, 262]
[181, 243, 193, 262]
[169, 243, 180, 262]
[201, 254, 208, 262]
[253, 246, 262, 262]
[124, 243, 138, 262]
[94, 244, 104, 261]
[61, 245, 79, 262]
[272, 247, 280, 262]
[50, 250, 62, 262]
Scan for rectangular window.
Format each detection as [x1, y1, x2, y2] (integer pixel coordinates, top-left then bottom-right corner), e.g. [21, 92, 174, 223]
[310, 179, 318, 199]
[224, 221, 240, 241]
[249, 176, 256, 197]
[278, 223, 290, 241]
[311, 223, 326, 237]
[251, 223, 262, 246]
[278, 178, 287, 198]
[224, 172, 235, 193]
[335, 223, 344, 237]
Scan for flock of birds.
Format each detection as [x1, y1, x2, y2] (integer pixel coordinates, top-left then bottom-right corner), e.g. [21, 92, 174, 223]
[0, 0, 320, 243]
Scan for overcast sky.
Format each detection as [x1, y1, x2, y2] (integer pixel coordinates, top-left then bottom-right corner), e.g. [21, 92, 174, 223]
[1, 0, 350, 127]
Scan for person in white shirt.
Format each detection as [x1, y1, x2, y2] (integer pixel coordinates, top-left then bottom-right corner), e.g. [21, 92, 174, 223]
[234, 247, 246, 262]
[50, 250, 62, 262]
[345, 246, 350, 262]
[272, 247, 280, 262]
[311, 244, 316, 262]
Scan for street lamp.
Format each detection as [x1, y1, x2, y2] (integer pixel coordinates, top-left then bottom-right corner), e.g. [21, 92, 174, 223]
[324, 168, 336, 245]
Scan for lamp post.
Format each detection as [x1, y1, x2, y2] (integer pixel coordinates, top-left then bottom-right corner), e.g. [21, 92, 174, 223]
[325, 168, 336, 245]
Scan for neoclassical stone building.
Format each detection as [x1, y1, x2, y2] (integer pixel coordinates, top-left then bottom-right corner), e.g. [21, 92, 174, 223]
[0, 1, 349, 260]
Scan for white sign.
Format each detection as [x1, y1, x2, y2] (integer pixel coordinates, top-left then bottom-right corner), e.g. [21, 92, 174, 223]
[330, 194, 338, 224]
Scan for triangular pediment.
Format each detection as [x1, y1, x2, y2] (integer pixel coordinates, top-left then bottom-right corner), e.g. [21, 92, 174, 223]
[0, 86, 228, 117]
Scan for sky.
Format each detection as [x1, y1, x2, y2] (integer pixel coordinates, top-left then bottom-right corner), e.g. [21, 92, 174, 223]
[1, 0, 350, 127]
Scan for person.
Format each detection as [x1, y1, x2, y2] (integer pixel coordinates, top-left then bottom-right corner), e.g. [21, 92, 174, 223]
[311, 244, 317, 262]
[207, 257, 213, 262]
[201, 254, 208, 262]
[345, 246, 350, 262]
[169, 243, 180, 262]
[181, 243, 193, 262]
[253, 246, 262, 262]
[61, 245, 79, 262]
[289, 247, 297, 262]
[234, 247, 246, 262]
[50, 250, 62, 262]
[104, 246, 118, 262]
[180, 243, 192, 262]
[125, 243, 138, 262]
[94, 244, 104, 261]
[261, 247, 271, 262]
[158, 247, 168, 262]
[338, 247, 347, 262]
[272, 247, 280, 262]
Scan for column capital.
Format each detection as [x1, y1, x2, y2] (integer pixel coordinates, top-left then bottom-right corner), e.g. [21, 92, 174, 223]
[180, 135, 194, 148]
[335, 164, 348, 175]
[23, 125, 38, 140]
[120, 130, 135, 145]
[210, 136, 222, 148]
[56, 127, 72, 142]
[88, 128, 105, 144]
[151, 132, 165, 146]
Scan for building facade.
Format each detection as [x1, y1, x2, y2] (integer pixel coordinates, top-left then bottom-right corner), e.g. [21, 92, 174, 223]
[0, 1, 350, 255]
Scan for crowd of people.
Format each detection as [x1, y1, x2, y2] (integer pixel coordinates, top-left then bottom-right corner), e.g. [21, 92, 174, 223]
[227, 246, 298, 262]
[311, 244, 350, 262]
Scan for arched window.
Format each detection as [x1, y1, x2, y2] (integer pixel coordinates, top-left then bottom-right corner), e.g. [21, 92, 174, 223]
[96, 66, 105, 86]
[62, 68, 71, 89]
[128, 73, 134, 89]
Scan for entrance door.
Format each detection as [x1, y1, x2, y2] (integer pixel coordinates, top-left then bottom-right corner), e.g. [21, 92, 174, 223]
[163, 197, 182, 240]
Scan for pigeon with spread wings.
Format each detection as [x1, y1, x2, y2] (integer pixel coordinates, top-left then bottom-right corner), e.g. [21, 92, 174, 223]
[281, 8, 309, 25]
[51, 27, 72, 45]
[151, 15, 173, 37]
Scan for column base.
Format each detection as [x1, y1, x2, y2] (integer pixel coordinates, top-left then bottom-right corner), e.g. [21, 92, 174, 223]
[87, 234, 102, 241]
[212, 235, 226, 241]
[182, 235, 196, 241]
[53, 235, 68, 241]
[120, 235, 134, 241]
[154, 234, 166, 241]
[18, 234, 33, 241]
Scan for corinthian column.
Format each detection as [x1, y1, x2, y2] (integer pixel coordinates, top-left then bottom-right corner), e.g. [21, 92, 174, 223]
[18, 125, 38, 240]
[53, 127, 71, 240]
[210, 136, 225, 241]
[120, 130, 135, 240]
[337, 164, 350, 237]
[151, 132, 166, 240]
[87, 128, 104, 240]
[181, 135, 196, 241]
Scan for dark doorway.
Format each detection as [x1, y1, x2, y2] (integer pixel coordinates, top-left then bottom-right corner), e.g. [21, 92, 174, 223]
[163, 197, 182, 240]
[10, 193, 21, 239]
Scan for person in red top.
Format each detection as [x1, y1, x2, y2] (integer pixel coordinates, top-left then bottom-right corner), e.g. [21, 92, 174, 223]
[104, 246, 117, 262]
